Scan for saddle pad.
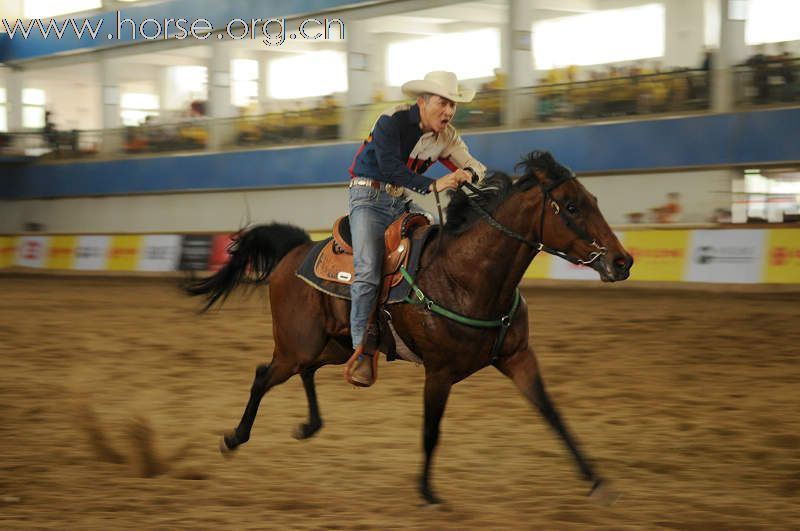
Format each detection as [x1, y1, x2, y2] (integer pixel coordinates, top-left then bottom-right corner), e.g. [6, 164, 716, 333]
[296, 224, 440, 304]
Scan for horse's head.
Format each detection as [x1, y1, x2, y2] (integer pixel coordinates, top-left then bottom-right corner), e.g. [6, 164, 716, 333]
[516, 150, 633, 282]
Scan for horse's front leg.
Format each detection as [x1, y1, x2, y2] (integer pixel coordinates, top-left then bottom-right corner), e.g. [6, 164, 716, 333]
[495, 348, 604, 495]
[419, 370, 452, 504]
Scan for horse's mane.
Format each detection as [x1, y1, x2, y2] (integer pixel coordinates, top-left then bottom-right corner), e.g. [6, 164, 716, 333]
[443, 150, 573, 235]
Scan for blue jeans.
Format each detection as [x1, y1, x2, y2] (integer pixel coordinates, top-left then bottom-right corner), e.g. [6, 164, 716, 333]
[348, 184, 426, 349]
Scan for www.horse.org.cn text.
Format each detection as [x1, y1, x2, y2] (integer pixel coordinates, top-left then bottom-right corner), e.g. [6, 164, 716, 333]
[1, 12, 346, 47]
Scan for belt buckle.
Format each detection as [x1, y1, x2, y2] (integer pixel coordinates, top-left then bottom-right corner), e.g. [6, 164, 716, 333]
[385, 183, 404, 197]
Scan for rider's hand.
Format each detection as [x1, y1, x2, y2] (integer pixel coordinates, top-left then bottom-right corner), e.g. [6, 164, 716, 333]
[430, 169, 471, 193]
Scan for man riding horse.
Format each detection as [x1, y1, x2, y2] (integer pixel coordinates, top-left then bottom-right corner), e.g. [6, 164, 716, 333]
[345, 71, 487, 387]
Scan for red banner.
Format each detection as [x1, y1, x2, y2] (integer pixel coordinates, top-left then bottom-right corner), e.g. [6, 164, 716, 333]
[209, 233, 235, 271]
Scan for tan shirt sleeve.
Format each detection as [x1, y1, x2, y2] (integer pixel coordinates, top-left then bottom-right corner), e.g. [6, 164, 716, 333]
[440, 128, 487, 180]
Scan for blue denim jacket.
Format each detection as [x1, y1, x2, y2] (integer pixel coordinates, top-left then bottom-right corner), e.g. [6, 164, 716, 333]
[348, 103, 486, 195]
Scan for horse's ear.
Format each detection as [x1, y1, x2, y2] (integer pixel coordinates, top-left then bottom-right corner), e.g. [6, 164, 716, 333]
[519, 150, 577, 185]
[516, 150, 556, 181]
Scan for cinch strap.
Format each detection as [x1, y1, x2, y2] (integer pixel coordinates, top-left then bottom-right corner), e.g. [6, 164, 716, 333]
[400, 266, 520, 363]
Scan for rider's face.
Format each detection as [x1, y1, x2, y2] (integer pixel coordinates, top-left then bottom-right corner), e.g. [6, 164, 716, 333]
[418, 95, 456, 134]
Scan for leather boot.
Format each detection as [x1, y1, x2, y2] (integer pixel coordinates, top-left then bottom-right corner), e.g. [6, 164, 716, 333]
[344, 344, 378, 387]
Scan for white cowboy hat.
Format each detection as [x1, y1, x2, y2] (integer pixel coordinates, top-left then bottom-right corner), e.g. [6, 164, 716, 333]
[401, 71, 475, 103]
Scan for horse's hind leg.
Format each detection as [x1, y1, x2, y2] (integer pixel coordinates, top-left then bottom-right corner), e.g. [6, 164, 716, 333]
[496, 349, 603, 493]
[221, 359, 295, 452]
[293, 337, 351, 440]
[292, 365, 323, 440]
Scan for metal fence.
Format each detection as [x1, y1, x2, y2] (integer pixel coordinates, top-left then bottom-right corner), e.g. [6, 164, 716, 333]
[733, 57, 800, 107]
[518, 68, 710, 125]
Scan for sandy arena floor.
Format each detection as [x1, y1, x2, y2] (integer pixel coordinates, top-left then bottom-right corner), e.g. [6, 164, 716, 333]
[0, 275, 798, 530]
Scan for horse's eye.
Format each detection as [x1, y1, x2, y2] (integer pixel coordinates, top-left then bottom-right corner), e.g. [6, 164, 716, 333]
[566, 202, 579, 215]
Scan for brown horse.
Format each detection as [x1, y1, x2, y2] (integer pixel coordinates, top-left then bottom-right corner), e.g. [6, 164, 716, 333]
[185, 150, 633, 504]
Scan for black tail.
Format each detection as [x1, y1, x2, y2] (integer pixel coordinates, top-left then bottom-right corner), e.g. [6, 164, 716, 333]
[183, 223, 310, 311]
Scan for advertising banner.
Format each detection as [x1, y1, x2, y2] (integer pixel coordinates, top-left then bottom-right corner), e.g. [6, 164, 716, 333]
[138, 235, 182, 272]
[548, 256, 597, 281]
[624, 230, 689, 281]
[308, 231, 332, 242]
[1, 227, 793, 282]
[209, 234, 235, 272]
[686, 229, 765, 283]
[763, 228, 800, 284]
[46, 236, 78, 269]
[17, 236, 48, 268]
[107, 235, 143, 271]
[75, 236, 110, 270]
[179, 235, 213, 271]
[0, 237, 16, 268]
[523, 252, 552, 279]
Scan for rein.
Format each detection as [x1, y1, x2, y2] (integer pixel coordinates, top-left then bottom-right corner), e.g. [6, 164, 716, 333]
[431, 185, 445, 255]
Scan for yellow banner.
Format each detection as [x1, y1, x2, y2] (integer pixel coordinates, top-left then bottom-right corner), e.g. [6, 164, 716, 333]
[523, 252, 552, 279]
[0, 237, 16, 268]
[107, 235, 142, 271]
[763, 228, 800, 284]
[309, 231, 332, 241]
[46, 236, 78, 269]
[624, 230, 689, 281]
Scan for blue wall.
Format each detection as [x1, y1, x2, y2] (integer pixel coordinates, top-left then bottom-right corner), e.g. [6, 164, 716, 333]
[469, 107, 800, 172]
[0, 0, 355, 62]
[2, 107, 800, 199]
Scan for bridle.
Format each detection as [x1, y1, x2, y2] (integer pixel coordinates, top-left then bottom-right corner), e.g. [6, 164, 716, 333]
[402, 171, 607, 365]
[460, 177, 607, 267]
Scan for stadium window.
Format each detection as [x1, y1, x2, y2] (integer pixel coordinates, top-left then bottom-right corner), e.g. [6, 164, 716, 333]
[0, 88, 7, 132]
[385, 28, 501, 86]
[120, 92, 159, 127]
[704, 0, 720, 49]
[742, 169, 800, 223]
[532, 4, 665, 70]
[231, 59, 259, 108]
[22, 88, 45, 129]
[268, 51, 347, 99]
[23, 0, 101, 19]
[163, 66, 207, 111]
[745, 0, 800, 45]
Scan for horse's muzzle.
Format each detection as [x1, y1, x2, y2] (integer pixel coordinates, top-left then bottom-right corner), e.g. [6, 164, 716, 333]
[595, 253, 633, 282]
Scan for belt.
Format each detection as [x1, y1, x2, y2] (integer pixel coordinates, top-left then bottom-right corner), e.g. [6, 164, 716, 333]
[350, 177, 405, 198]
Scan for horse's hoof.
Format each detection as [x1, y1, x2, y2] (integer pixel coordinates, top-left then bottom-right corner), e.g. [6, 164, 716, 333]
[292, 422, 322, 440]
[421, 494, 443, 506]
[218, 435, 237, 458]
[589, 478, 620, 506]
[423, 494, 443, 506]
[420, 485, 443, 505]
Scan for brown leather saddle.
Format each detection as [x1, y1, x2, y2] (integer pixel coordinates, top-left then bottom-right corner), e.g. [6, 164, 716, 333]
[313, 212, 430, 303]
